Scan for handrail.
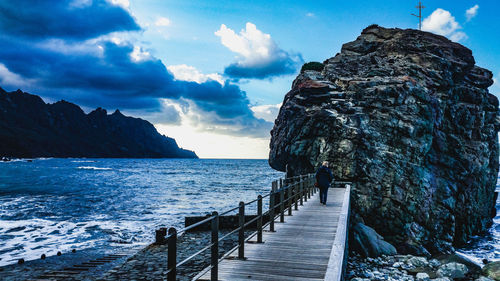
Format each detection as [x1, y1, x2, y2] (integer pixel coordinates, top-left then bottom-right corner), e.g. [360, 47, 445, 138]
[178, 215, 214, 235]
[161, 173, 318, 281]
[325, 184, 351, 281]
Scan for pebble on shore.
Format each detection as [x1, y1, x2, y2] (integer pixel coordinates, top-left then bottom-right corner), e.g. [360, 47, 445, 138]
[346, 252, 495, 281]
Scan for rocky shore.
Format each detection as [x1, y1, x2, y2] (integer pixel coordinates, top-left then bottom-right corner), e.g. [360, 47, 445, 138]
[0, 229, 246, 280]
[346, 252, 499, 281]
[98, 229, 249, 281]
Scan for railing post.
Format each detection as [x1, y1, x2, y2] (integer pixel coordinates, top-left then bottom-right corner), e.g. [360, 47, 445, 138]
[304, 176, 308, 202]
[309, 175, 315, 199]
[167, 227, 177, 281]
[313, 176, 316, 195]
[307, 177, 311, 199]
[210, 212, 219, 281]
[288, 186, 292, 216]
[280, 186, 285, 223]
[295, 182, 299, 210]
[238, 201, 245, 259]
[257, 195, 263, 243]
[269, 181, 278, 232]
[270, 187, 275, 232]
[299, 178, 307, 203]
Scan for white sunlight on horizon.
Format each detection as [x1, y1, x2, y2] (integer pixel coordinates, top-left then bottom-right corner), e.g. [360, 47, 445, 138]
[155, 123, 271, 159]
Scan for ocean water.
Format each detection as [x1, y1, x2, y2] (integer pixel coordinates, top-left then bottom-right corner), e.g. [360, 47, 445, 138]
[0, 159, 498, 267]
[458, 176, 500, 264]
[0, 158, 283, 266]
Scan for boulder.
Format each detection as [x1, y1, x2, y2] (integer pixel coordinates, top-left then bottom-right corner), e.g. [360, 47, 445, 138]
[351, 223, 397, 257]
[407, 256, 429, 268]
[437, 262, 469, 279]
[482, 261, 500, 281]
[416, 272, 430, 281]
[269, 25, 499, 254]
[429, 259, 441, 268]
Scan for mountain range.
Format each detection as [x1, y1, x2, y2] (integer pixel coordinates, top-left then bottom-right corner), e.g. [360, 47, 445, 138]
[0, 88, 197, 158]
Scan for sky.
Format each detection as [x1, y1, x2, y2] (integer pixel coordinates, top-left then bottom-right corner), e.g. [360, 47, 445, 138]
[0, 0, 499, 159]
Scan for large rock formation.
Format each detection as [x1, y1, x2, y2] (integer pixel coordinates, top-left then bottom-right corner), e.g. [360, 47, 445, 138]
[0, 88, 197, 158]
[269, 25, 499, 254]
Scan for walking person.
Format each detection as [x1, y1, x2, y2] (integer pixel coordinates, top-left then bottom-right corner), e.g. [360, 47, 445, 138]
[315, 161, 333, 205]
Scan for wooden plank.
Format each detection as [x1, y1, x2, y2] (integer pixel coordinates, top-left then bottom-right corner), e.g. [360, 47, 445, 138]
[216, 259, 327, 272]
[196, 187, 348, 280]
[215, 266, 326, 279]
[200, 270, 323, 281]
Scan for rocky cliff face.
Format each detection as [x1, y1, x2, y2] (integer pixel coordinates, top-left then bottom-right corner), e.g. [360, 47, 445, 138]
[0, 88, 197, 158]
[269, 25, 499, 255]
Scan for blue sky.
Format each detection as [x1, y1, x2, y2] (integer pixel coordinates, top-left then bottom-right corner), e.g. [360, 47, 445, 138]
[0, 0, 498, 158]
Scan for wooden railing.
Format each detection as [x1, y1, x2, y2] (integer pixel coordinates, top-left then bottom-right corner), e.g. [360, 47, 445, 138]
[325, 183, 351, 281]
[160, 173, 318, 281]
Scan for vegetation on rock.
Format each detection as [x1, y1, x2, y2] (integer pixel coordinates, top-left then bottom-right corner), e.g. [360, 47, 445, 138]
[300, 61, 324, 73]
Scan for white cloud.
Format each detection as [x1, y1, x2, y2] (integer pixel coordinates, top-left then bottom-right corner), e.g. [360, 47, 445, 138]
[215, 22, 274, 66]
[155, 102, 271, 158]
[155, 17, 171, 27]
[214, 22, 302, 78]
[449, 32, 467, 42]
[108, 0, 129, 8]
[422, 8, 467, 42]
[167, 64, 224, 85]
[35, 39, 104, 57]
[152, 98, 272, 158]
[466, 4, 479, 21]
[251, 103, 281, 123]
[157, 98, 272, 139]
[0, 63, 33, 87]
[130, 46, 151, 62]
[306, 12, 315, 17]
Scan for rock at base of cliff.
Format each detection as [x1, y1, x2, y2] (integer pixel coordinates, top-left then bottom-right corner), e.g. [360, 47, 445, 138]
[482, 261, 500, 281]
[437, 262, 469, 279]
[351, 223, 397, 257]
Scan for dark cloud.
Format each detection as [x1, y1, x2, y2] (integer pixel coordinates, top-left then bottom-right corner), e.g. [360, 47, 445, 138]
[0, 0, 140, 40]
[0, 32, 272, 137]
[0, 0, 273, 138]
[224, 52, 302, 79]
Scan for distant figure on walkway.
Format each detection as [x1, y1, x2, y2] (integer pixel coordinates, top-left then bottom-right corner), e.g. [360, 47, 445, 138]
[315, 161, 333, 205]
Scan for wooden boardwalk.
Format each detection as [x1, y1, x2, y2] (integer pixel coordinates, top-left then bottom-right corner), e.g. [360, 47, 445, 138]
[197, 187, 347, 281]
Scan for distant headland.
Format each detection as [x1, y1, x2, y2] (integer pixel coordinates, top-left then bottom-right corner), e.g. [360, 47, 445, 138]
[0, 87, 197, 159]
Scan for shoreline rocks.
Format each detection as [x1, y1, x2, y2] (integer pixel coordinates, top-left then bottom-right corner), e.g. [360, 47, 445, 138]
[482, 261, 500, 280]
[352, 222, 397, 257]
[99, 230, 248, 281]
[346, 252, 492, 281]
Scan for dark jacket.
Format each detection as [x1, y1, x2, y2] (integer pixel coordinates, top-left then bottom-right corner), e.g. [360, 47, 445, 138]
[315, 165, 333, 189]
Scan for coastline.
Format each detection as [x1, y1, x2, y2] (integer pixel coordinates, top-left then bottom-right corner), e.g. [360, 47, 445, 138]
[0, 229, 247, 281]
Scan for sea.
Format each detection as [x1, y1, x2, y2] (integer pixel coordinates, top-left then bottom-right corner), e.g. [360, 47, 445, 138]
[0, 158, 283, 266]
[0, 158, 498, 267]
